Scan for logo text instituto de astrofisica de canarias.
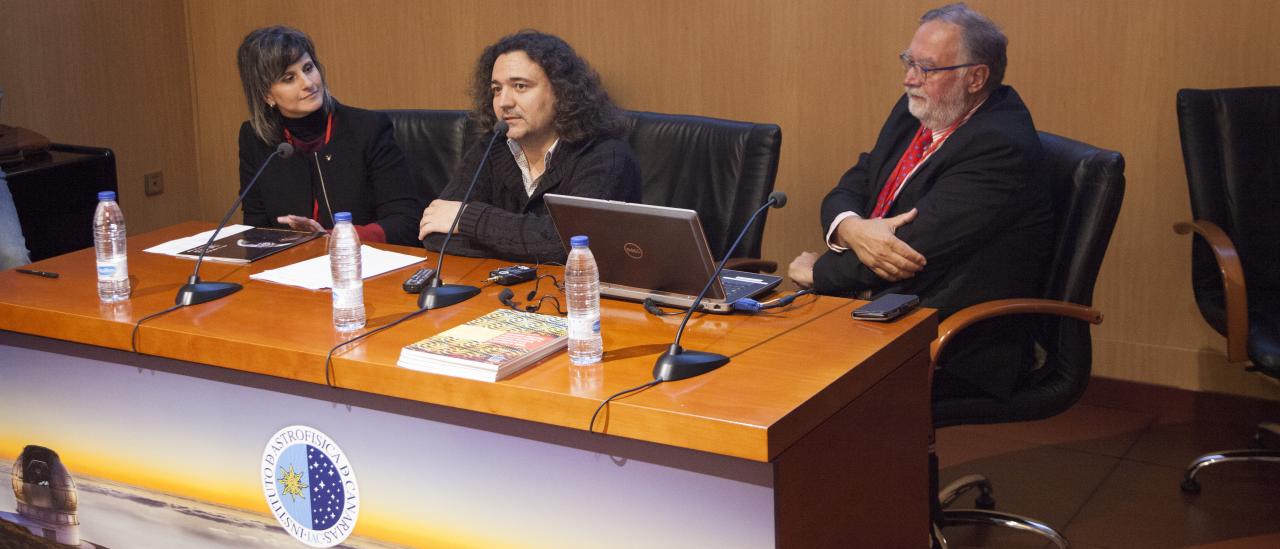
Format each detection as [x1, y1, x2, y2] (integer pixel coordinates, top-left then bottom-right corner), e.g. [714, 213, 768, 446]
[261, 426, 360, 547]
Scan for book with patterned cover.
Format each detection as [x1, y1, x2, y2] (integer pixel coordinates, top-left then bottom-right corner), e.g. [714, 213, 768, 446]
[397, 309, 568, 381]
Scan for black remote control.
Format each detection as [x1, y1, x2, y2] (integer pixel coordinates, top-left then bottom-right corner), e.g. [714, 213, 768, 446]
[402, 267, 437, 293]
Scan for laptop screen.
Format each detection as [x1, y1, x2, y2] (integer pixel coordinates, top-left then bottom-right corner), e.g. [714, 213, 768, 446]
[543, 194, 726, 300]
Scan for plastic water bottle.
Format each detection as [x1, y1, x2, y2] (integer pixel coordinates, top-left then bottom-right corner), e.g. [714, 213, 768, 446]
[565, 235, 602, 365]
[93, 191, 130, 302]
[329, 212, 365, 331]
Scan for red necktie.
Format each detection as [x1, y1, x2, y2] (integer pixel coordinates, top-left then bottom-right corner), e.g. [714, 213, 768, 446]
[871, 126, 932, 218]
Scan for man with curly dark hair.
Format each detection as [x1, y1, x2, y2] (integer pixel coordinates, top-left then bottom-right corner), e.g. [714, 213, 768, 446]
[419, 30, 641, 263]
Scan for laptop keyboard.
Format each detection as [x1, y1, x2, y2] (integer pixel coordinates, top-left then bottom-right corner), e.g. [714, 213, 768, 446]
[720, 276, 758, 299]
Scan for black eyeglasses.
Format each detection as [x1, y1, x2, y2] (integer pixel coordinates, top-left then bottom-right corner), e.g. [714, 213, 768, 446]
[898, 51, 981, 81]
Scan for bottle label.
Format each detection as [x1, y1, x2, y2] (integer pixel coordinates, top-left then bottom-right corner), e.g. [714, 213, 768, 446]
[568, 317, 600, 339]
[96, 257, 128, 281]
[332, 286, 363, 309]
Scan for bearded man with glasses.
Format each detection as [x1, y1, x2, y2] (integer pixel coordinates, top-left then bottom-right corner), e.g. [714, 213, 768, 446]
[789, 3, 1053, 401]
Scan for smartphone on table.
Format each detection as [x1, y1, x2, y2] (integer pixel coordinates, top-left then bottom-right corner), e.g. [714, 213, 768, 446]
[851, 293, 920, 322]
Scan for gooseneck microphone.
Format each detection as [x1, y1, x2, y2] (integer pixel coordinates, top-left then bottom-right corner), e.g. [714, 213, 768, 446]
[653, 191, 788, 382]
[418, 120, 509, 310]
[175, 142, 295, 306]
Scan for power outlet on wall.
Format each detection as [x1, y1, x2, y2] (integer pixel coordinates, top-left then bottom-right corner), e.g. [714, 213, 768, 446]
[144, 171, 164, 196]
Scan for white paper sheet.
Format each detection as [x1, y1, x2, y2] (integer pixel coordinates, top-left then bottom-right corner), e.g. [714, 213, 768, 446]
[249, 245, 424, 290]
[144, 225, 255, 256]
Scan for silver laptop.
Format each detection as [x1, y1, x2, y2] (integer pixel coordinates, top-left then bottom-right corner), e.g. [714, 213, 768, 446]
[544, 194, 782, 313]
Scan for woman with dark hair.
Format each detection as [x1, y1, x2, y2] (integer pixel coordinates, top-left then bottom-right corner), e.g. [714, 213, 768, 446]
[236, 26, 422, 245]
[418, 30, 641, 263]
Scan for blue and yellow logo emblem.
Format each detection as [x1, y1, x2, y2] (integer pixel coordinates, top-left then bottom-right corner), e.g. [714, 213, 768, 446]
[261, 426, 360, 547]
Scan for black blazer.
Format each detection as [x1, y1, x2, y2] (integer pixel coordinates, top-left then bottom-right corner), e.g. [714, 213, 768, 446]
[238, 102, 425, 246]
[815, 86, 1054, 398]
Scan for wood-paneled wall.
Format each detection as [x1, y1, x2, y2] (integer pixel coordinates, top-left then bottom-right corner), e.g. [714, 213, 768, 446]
[10, 1, 1280, 401]
[0, 0, 200, 233]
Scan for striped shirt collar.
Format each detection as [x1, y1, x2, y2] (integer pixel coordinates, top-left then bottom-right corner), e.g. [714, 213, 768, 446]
[924, 95, 986, 150]
[506, 138, 560, 197]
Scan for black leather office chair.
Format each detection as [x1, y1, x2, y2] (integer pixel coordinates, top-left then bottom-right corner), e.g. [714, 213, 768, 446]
[931, 132, 1125, 549]
[383, 109, 783, 270]
[383, 109, 475, 203]
[1173, 87, 1280, 493]
[623, 111, 782, 270]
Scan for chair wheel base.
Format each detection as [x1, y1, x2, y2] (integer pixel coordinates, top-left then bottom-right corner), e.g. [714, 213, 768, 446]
[939, 509, 1070, 549]
[1180, 446, 1280, 494]
[1181, 478, 1201, 493]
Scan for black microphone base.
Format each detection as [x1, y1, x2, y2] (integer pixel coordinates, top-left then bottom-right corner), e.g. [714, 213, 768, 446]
[653, 348, 730, 382]
[417, 284, 480, 310]
[175, 280, 242, 306]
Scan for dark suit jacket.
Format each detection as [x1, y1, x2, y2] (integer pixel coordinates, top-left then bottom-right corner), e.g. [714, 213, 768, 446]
[815, 85, 1053, 399]
[239, 102, 426, 246]
[426, 134, 642, 264]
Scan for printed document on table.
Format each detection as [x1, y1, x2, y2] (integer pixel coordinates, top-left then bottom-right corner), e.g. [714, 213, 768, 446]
[249, 245, 423, 290]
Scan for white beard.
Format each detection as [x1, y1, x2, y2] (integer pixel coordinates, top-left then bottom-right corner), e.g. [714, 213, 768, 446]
[907, 79, 970, 130]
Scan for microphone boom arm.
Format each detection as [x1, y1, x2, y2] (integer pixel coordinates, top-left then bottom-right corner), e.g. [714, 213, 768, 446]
[654, 192, 785, 381]
[191, 147, 287, 281]
[418, 122, 509, 310]
[176, 143, 294, 306]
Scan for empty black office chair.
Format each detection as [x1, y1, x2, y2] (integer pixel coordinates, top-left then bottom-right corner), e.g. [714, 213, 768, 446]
[931, 132, 1125, 549]
[623, 111, 782, 271]
[1174, 87, 1280, 493]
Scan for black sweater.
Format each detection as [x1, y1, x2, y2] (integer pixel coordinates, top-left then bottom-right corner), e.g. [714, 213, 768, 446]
[427, 134, 642, 263]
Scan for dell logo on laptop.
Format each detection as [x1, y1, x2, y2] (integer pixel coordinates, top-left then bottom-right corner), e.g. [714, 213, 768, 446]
[623, 242, 644, 259]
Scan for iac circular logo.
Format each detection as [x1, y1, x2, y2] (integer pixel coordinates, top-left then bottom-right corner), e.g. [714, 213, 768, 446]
[261, 426, 360, 547]
[623, 242, 644, 259]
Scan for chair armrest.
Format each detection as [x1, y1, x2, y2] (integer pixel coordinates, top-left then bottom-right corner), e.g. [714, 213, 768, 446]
[1174, 220, 1248, 363]
[724, 257, 778, 274]
[930, 299, 1103, 365]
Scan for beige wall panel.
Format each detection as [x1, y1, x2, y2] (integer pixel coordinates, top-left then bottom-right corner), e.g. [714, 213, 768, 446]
[1095, 338, 1280, 401]
[0, 0, 199, 234]
[187, 0, 922, 259]
[181, 0, 1280, 399]
[986, 0, 1280, 400]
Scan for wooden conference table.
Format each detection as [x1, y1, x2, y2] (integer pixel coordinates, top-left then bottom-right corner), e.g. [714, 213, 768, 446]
[0, 222, 936, 548]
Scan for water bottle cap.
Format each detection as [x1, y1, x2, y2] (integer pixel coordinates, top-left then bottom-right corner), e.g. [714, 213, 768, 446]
[570, 235, 588, 247]
[334, 211, 352, 222]
[97, 191, 116, 201]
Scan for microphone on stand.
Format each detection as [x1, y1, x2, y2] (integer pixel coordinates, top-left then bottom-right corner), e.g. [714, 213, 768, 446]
[652, 191, 788, 382]
[418, 120, 509, 310]
[175, 142, 295, 306]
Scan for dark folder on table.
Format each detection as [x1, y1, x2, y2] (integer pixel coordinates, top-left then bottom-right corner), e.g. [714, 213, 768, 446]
[544, 194, 781, 313]
[177, 227, 319, 264]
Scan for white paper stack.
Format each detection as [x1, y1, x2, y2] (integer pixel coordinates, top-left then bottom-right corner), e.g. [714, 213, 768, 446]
[249, 245, 423, 289]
